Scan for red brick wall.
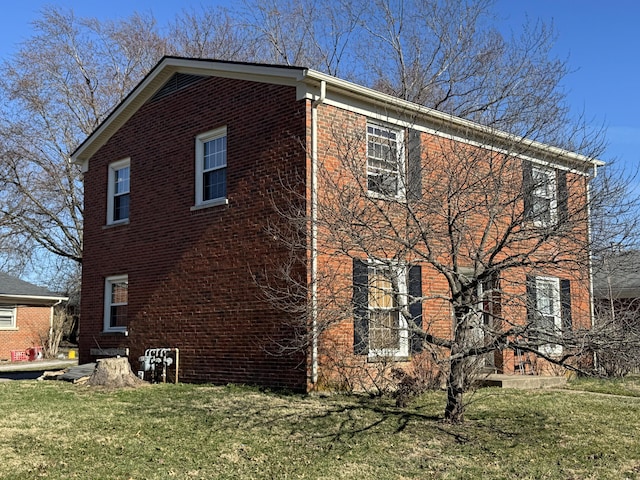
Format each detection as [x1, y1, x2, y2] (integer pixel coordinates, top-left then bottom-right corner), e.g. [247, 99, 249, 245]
[309, 103, 593, 386]
[80, 76, 309, 390]
[0, 306, 50, 360]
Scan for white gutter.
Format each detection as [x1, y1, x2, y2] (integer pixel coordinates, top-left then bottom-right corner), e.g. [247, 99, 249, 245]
[0, 294, 68, 304]
[302, 69, 604, 173]
[310, 80, 326, 385]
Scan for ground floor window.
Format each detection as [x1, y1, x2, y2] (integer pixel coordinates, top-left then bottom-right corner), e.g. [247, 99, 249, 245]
[0, 307, 16, 329]
[104, 275, 128, 333]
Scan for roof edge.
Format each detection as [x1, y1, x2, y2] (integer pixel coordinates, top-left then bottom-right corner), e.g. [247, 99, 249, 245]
[302, 69, 604, 171]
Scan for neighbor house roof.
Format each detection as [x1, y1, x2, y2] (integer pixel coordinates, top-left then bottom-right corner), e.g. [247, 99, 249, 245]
[0, 272, 68, 304]
[593, 251, 640, 299]
[70, 56, 604, 175]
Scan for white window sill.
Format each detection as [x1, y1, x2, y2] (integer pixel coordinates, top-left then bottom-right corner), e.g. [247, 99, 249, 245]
[0, 327, 17, 331]
[367, 190, 406, 203]
[102, 329, 128, 336]
[103, 220, 130, 229]
[191, 198, 229, 211]
[368, 354, 410, 363]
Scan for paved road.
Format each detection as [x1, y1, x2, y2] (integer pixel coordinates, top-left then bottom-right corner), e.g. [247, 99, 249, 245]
[0, 370, 45, 380]
[0, 359, 78, 381]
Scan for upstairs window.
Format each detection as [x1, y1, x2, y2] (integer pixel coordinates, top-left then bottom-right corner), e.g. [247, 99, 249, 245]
[523, 163, 568, 228]
[104, 275, 128, 333]
[195, 127, 227, 207]
[531, 167, 556, 226]
[367, 123, 404, 199]
[0, 307, 16, 329]
[107, 158, 130, 224]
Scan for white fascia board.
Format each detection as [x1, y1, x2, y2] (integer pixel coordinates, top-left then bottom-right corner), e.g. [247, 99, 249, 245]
[300, 69, 604, 176]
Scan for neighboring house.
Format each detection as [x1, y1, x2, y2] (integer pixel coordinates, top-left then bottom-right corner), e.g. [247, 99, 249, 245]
[593, 251, 640, 317]
[0, 272, 67, 361]
[71, 57, 599, 391]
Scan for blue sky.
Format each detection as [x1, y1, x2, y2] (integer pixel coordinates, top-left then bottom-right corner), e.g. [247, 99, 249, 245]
[0, 1, 637, 166]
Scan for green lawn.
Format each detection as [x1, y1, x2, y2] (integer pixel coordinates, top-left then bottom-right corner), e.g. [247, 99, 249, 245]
[1, 379, 639, 479]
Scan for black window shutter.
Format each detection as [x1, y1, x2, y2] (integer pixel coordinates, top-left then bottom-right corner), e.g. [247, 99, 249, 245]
[526, 275, 537, 325]
[560, 279, 572, 330]
[556, 170, 569, 224]
[523, 161, 534, 219]
[406, 129, 422, 201]
[353, 259, 369, 355]
[408, 265, 423, 354]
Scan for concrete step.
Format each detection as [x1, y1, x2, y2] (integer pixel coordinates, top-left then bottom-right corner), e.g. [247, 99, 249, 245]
[478, 374, 567, 389]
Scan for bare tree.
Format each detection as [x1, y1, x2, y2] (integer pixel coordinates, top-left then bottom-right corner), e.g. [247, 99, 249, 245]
[167, 5, 257, 61]
[0, 7, 167, 283]
[260, 104, 616, 422]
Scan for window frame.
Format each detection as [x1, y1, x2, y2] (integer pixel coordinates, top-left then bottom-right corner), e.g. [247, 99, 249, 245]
[366, 122, 406, 200]
[366, 262, 409, 359]
[194, 126, 228, 209]
[106, 158, 131, 225]
[534, 276, 562, 355]
[0, 306, 16, 330]
[103, 274, 129, 334]
[531, 166, 557, 227]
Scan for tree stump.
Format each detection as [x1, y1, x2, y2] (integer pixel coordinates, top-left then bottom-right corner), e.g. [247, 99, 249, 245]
[87, 357, 146, 388]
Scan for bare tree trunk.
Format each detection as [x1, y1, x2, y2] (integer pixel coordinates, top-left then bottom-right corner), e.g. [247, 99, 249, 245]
[445, 355, 466, 423]
[88, 358, 146, 388]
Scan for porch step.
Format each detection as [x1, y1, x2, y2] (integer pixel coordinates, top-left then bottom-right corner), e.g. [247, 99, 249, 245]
[478, 374, 567, 390]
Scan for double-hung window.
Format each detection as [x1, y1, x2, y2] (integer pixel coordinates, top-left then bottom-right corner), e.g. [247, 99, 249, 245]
[530, 166, 557, 227]
[0, 307, 16, 329]
[195, 127, 227, 207]
[367, 123, 405, 199]
[107, 158, 130, 224]
[104, 275, 128, 333]
[532, 276, 562, 355]
[354, 259, 422, 358]
[367, 263, 409, 357]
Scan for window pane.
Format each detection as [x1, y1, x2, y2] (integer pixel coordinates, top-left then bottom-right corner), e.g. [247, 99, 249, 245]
[370, 311, 400, 350]
[111, 281, 128, 304]
[113, 193, 130, 221]
[368, 173, 398, 197]
[114, 166, 130, 194]
[110, 305, 128, 328]
[0, 308, 13, 328]
[204, 136, 227, 170]
[204, 168, 227, 201]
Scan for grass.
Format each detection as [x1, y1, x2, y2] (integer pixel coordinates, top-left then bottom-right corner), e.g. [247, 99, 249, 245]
[1, 378, 640, 479]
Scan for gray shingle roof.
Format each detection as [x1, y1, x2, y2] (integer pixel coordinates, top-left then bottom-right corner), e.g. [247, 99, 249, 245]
[0, 271, 62, 298]
[593, 251, 640, 299]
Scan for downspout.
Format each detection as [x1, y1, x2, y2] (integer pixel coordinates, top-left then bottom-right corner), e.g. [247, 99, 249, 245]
[49, 299, 64, 354]
[587, 163, 597, 368]
[310, 80, 326, 385]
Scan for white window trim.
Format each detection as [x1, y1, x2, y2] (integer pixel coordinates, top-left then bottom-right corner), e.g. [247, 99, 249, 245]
[532, 166, 557, 227]
[103, 274, 128, 334]
[366, 123, 406, 201]
[367, 261, 409, 359]
[535, 276, 562, 355]
[106, 158, 131, 225]
[0, 307, 16, 330]
[193, 126, 229, 209]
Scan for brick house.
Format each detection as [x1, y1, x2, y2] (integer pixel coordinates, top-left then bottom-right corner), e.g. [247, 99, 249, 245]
[71, 57, 600, 390]
[0, 272, 67, 361]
